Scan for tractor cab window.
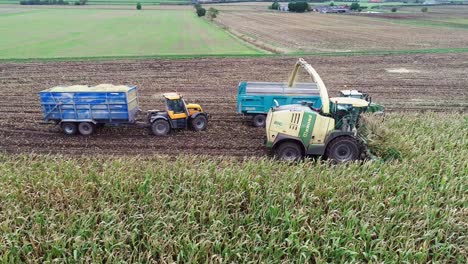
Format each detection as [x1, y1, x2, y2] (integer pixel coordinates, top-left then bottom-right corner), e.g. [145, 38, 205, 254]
[166, 99, 186, 114]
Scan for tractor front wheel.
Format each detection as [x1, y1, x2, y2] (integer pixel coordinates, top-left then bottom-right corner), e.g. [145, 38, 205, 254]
[151, 119, 170, 136]
[274, 142, 304, 161]
[78, 122, 95, 136]
[191, 115, 207, 131]
[61, 122, 77, 136]
[326, 137, 360, 163]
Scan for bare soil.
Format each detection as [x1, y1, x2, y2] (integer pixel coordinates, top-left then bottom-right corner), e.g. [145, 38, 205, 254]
[0, 53, 466, 156]
[215, 10, 468, 52]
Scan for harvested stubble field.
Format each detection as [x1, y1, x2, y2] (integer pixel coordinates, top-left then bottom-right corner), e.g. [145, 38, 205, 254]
[0, 53, 466, 156]
[215, 7, 468, 53]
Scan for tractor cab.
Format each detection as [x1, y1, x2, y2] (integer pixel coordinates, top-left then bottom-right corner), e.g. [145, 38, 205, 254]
[147, 93, 209, 136]
[164, 93, 190, 128]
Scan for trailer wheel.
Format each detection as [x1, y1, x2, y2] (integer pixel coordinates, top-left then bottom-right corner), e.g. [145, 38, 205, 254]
[151, 119, 170, 136]
[191, 115, 207, 131]
[274, 141, 304, 162]
[61, 122, 77, 136]
[252, 114, 266, 127]
[326, 137, 360, 163]
[78, 122, 95, 136]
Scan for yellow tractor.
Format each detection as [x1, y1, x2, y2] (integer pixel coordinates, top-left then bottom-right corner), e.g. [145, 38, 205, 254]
[148, 93, 209, 136]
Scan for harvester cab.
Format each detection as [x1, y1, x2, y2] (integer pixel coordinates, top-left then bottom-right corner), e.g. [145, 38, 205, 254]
[148, 92, 208, 136]
[265, 58, 370, 162]
[329, 96, 369, 132]
[339, 89, 384, 113]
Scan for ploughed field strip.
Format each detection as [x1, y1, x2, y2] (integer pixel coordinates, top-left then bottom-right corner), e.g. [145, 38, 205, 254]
[0, 53, 466, 155]
[215, 10, 468, 53]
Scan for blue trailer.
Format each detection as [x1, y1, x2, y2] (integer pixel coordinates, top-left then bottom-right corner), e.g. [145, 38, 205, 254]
[40, 84, 140, 135]
[40, 84, 210, 136]
[237, 82, 323, 127]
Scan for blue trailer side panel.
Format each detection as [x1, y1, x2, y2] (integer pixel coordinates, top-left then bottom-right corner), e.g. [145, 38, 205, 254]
[39, 85, 139, 123]
[237, 82, 323, 115]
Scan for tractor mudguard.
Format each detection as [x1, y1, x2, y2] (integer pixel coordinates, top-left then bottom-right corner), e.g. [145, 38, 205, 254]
[149, 115, 173, 128]
[190, 112, 208, 120]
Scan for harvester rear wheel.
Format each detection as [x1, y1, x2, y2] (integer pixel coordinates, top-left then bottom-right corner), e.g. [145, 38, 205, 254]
[253, 114, 266, 127]
[151, 119, 170, 136]
[326, 137, 360, 163]
[274, 142, 303, 162]
[61, 122, 77, 136]
[78, 122, 95, 136]
[191, 115, 207, 131]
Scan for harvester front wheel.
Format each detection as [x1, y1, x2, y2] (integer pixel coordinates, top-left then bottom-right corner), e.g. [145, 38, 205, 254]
[326, 137, 360, 163]
[78, 122, 95, 136]
[61, 122, 77, 136]
[151, 119, 170, 136]
[274, 142, 303, 162]
[191, 115, 207, 131]
[253, 114, 266, 127]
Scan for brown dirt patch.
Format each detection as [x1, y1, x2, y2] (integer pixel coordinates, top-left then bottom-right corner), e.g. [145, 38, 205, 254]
[215, 11, 468, 52]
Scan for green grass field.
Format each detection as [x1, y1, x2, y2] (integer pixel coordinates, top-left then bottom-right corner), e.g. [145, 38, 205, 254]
[0, 8, 260, 59]
[0, 0, 189, 4]
[1, 113, 466, 262]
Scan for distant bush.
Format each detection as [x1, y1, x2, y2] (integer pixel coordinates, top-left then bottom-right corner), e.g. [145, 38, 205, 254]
[350, 2, 360, 11]
[194, 3, 206, 17]
[329, 2, 334, 6]
[207, 7, 219, 20]
[136, 2, 141, 10]
[391, 7, 397, 12]
[73, 0, 86, 4]
[288, 1, 310, 13]
[269, 0, 279, 10]
[196, 7, 206, 17]
[421, 7, 428, 12]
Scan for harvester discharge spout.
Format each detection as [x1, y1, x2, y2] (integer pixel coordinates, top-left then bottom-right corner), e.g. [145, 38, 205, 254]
[288, 58, 330, 114]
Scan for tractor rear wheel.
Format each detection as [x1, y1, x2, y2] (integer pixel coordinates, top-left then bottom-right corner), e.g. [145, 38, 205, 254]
[61, 122, 77, 136]
[252, 114, 266, 127]
[78, 122, 95, 136]
[326, 137, 360, 163]
[191, 115, 207, 131]
[151, 119, 170, 136]
[274, 141, 304, 161]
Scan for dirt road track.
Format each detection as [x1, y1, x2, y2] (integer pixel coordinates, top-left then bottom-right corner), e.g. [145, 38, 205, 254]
[0, 53, 466, 156]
